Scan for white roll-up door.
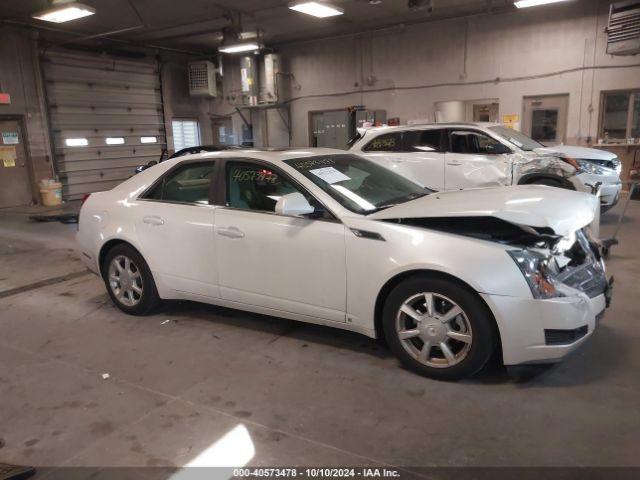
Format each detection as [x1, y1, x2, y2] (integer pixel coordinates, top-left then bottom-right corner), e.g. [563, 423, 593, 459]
[42, 50, 166, 200]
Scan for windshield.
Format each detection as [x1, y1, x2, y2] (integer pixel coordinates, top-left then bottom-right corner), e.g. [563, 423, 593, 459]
[284, 154, 431, 214]
[489, 125, 543, 151]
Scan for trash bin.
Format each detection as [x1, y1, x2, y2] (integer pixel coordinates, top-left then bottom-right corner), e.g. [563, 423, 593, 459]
[39, 181, 63, 207]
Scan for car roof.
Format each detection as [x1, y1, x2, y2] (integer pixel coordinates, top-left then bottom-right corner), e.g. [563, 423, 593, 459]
[167, 147, 348, 164]
[362, 122, 501, 134]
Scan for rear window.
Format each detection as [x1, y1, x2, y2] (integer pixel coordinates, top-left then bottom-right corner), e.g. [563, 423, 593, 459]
[362, 132, 402, 152]
[402, 129, 444, 152]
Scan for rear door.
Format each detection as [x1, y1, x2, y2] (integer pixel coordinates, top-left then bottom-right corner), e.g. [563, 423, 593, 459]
[444, 129, 513, 190]
[359, 129, 445, 190]
[135, 160, 218, 298]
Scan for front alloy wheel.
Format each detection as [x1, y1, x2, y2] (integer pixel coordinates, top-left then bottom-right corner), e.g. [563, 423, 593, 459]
[396, 292, 473, 368]
[383, 276, 497, 380]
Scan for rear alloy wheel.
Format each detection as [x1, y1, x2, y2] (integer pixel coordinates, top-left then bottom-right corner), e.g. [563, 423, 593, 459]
[103, 244, 160, 315]
[383, 276, 496, 380]
[108, 255, 144, 307]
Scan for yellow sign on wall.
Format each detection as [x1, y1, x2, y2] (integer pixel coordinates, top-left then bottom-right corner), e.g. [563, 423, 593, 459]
[0, 146, 17, 168]
[502, 114, 520, 130]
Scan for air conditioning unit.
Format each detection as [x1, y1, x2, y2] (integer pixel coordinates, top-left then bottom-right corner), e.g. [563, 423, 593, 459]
[606, 0, 640, 55]
[188, 61, 217, 97]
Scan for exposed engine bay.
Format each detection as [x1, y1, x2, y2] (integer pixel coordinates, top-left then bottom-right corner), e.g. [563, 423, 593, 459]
[388, 216, 609, 300]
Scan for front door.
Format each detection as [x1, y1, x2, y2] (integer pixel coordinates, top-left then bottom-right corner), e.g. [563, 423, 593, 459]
[0, 119, 33, 208]
[134, 160, 218, 298]
[444, 129, 513, 190]
[216, 160, 347, 322]
[522, 94, 569, 146]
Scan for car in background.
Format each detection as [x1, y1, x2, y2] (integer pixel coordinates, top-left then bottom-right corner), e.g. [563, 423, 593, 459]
[78, 148, 611, 380]
[541, 144, 622, 210]
[349, 123, 623, 212]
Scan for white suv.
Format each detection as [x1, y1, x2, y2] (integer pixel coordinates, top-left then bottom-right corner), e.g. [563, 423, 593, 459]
[349, 123, 623, 212]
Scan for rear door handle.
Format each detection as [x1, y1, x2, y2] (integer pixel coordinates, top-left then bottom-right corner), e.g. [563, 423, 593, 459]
[447, 161, 463, 166]
[143, 215, 164, 226]
[217, 226, 245, 239]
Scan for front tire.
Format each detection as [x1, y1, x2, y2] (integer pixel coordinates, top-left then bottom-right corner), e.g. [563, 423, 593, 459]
[527, 178, 564, 188]
[102, 244, 160, 315]
[382, 275, 497, 380]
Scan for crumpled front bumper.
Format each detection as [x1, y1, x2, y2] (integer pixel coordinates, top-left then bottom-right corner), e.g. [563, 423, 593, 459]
[481, 286, 610, 365]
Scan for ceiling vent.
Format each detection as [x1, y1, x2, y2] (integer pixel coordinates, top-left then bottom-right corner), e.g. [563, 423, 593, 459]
[606, 0, 640, 55]
[188, 61, 217, 97]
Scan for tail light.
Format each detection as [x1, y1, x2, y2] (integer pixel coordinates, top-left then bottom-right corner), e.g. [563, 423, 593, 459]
[81, 193, 91, 207]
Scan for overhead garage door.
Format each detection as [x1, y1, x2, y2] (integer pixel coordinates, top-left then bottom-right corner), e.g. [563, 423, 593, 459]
[42, 49, 166, 200]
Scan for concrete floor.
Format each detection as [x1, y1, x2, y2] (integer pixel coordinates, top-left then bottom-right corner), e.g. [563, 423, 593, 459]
[0, 197, 639, 475]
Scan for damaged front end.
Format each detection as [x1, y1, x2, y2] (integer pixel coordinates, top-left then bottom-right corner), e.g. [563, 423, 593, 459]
[392, 216, 611, 303]
[512, 151, 579, 188]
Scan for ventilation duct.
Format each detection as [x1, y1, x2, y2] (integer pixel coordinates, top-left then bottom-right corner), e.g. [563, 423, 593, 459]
[606, 0, 640, 55]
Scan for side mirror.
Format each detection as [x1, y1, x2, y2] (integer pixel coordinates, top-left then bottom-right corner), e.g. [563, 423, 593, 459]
[275, 192, 315, 217]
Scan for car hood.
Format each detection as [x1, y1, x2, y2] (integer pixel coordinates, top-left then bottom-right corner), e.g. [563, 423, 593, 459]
[368, 185, 598, 236]
[534, 145, 617, 161]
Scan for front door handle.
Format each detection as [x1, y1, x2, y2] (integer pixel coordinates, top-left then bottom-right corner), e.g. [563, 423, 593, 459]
[447, 161, 463, 166]
[217, 226, 245, 239]
[143, 215, 164, 226]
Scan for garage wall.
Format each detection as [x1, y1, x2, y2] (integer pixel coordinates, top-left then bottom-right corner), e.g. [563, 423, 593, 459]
[0, 27, 54, 198]
[211, 0, 640, 149]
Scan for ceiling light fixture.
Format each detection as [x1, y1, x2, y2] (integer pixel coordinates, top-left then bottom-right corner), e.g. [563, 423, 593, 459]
[514, 0, 570, 8]
[32, 0, 96, 23]
[289, 1, 344, 18]
[218, 42, 262, 54]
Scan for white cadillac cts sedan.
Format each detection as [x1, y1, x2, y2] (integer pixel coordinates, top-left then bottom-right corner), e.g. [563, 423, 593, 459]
[77, 148, 611, 380]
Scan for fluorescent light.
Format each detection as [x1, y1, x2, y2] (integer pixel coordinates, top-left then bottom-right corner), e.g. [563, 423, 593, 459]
[514, 0, 570, 8]
[33, 2, 96, 23]
[140, 136, 157, 144]
[289, 1, 344, 17]
[65, 138, 88, 147]
[105, 137, 125, 145]
[219, 42, 261, 54]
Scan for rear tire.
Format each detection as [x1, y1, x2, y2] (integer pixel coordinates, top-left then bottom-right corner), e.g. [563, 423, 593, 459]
[382, 275, 497, 380]
[102, 244, 160, 315]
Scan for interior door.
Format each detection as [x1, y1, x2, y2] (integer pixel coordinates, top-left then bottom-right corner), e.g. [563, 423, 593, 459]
[522, 94, 569, 146]
[216, 160, 347, 322]
[134, 161, 218, 298]
[0, 119, 33, 208]
[444, 129, 513, 190]
[360, 130, 445, 191]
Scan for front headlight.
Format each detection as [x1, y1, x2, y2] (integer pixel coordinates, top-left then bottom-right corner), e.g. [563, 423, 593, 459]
[507, 249, 563, 299]
[576, 159, 605, 175]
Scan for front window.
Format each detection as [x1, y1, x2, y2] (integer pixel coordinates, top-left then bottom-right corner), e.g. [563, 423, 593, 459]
[284, 154, 430, 214]
[450, 130, 510, 155]
[488, 125, 544, 151]
[226, 162, 322, 215]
